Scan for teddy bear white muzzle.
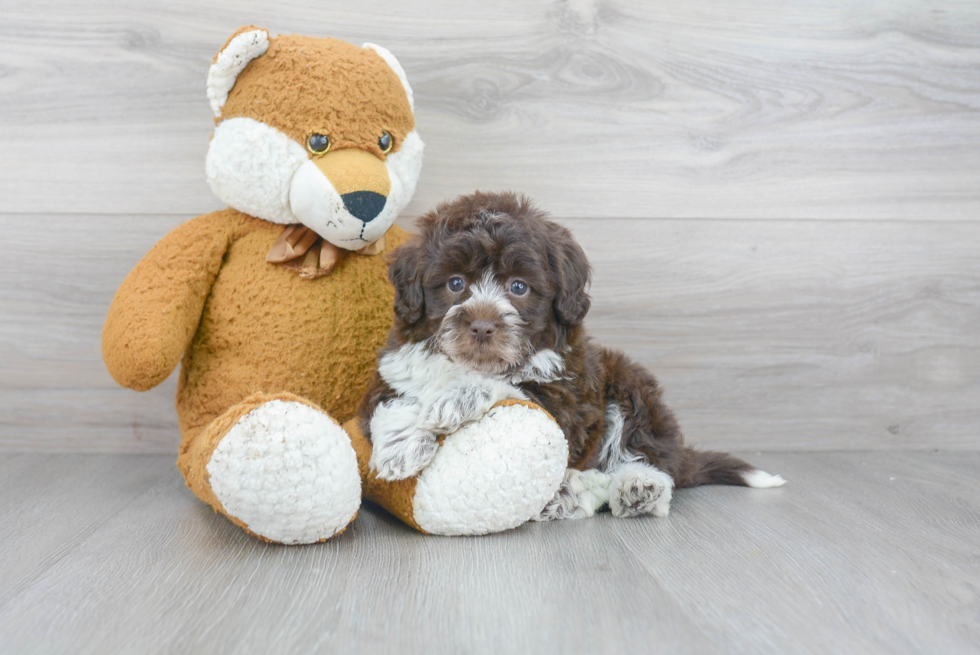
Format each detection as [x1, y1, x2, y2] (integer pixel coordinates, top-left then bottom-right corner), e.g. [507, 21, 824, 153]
[289, 156, 400, 249]
[206, 116, 423, 251]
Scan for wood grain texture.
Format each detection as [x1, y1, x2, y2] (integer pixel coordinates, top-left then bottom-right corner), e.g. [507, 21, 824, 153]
[0, 452, 977, 654]
[0, 0, 978, 219]
[574, 217, 980, 451]
[0, 455, 169, 607]
[2, 213, 977, 452]
[614, 450, 980, 654]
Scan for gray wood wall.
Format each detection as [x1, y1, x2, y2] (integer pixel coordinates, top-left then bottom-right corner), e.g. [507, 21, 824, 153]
[1, 0, 978, 453]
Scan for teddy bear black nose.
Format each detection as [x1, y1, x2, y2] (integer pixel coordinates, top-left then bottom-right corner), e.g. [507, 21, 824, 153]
[341, 191, 387, 223]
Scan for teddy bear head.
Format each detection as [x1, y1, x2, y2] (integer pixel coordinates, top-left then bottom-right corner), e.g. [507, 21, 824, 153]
[205, 27, 423, 250]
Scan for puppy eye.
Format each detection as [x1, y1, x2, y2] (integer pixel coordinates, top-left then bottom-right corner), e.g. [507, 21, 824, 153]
[448, 276, 466, 293]
[509, 280, 529, 296]
[307, 134, 330, 155]
[378, 131, 393, 154]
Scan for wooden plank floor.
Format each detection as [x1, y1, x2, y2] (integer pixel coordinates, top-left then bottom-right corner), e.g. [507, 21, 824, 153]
[1, 452, 977, 654]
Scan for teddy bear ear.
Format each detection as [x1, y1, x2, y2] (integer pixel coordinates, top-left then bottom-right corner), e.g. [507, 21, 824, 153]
[362, 43, 414, 112]
[207, 27, 270, 118]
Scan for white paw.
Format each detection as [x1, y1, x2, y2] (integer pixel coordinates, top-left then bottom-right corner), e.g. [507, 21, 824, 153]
[534, 468, 612, 521]
[369, 427, 438, 481]
[206, 400, 361, 544]
[565, 468, 612, 518]
[418, 385, 493, 435]
[369, 397, 421, 440]
[609, 462, 674, 518]
[533, 478, 578, 521]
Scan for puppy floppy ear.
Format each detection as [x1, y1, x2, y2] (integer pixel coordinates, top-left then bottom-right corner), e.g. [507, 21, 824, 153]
[388, 241, 426, 325]
[549, 226, 592, 326]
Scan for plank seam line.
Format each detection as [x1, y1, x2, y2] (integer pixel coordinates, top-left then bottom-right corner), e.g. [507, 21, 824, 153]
[1, 212, 979, 224]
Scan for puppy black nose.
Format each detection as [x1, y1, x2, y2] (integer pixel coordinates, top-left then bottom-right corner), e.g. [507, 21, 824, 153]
[469, 320, 496, 342]
[341, 191, 386, 222]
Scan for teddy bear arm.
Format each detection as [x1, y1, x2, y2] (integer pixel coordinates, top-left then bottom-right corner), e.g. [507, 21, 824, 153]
[102, 213, 240, 391]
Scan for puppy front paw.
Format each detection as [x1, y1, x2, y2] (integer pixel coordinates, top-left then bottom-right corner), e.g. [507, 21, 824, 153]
[369, 428, 438, 481]
[419, 385, 493, 435]
[609, 463, 674, 518]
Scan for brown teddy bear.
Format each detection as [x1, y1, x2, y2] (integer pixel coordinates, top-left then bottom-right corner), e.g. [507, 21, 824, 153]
[102, 27, 567, 544]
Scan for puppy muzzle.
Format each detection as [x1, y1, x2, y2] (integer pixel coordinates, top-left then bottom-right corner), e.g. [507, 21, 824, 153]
[437, 303, 526, 375]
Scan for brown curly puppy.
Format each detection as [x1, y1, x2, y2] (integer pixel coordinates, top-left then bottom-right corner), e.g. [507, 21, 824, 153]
[360, 191, 785, 519]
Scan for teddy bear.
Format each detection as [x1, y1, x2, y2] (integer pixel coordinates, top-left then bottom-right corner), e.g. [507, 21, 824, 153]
[101, 27, 567, 544]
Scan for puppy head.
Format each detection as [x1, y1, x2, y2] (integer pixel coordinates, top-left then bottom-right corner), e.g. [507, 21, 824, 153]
[388, 191, 591, 374]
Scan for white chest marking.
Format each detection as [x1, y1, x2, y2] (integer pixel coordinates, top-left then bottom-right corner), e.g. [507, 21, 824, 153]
[509, 349, 567, 385]
[378, 340, 526, 405]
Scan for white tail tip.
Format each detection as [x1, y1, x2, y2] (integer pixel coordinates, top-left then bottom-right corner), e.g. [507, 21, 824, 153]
[743, 470, 787, 488]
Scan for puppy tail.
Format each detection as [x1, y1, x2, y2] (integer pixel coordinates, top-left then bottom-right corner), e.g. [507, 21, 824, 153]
[679, 448, 787, 489]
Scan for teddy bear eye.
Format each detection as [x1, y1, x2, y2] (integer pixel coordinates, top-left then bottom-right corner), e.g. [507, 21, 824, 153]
[447, 276, 465, 293]
[307, 134, 330, 154]
[509, 280, 528, 296]
[378, 132, 393, 154]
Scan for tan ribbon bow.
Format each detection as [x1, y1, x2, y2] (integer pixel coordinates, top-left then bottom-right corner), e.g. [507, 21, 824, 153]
[266, 225, 386, 279]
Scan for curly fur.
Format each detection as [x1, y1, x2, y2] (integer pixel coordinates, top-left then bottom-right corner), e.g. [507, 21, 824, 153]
[360, 191, 785, 504]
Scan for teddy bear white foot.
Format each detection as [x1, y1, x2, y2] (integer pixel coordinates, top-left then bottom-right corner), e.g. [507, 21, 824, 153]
[205, 400, 361, 544]
[409, 402, 568, 535]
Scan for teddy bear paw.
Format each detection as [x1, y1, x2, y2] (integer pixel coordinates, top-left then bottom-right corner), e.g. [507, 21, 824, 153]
[410, 402, 568, 535]
[206, 400, 361, 544]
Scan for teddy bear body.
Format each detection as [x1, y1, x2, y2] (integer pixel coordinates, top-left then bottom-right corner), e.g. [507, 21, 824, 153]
[102, 28, 568, 544]
[104, 206, 412, 543]
[172, 212, 409, 440]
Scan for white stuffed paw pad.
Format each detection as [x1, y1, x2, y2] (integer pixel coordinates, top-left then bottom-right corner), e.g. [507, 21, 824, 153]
[207, 400, 361, 544]
[608, 462, 674, 518]
[412, 403, 568, 536]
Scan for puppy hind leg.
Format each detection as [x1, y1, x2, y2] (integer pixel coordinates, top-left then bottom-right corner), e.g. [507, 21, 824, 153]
[608, 462, 674, 518]
[533, 475, 577, 521]
[533, 468, 611, 521]
[566, 469, 612, 518]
